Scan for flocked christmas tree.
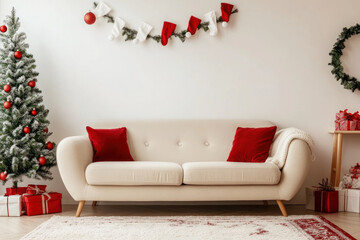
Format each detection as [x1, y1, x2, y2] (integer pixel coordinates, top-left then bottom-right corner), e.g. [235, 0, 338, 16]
[0, 8, 56, 187]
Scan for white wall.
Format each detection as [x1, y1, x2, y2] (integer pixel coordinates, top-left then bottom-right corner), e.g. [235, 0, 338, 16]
[1, 0, 360, 205]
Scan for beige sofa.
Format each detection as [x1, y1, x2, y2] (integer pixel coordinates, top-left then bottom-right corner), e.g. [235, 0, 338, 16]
[57, 120, 312, 217]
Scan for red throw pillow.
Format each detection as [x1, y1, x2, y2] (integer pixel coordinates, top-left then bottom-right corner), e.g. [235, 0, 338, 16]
[227, 126, 277, 163]
[86, 126, 134, 162]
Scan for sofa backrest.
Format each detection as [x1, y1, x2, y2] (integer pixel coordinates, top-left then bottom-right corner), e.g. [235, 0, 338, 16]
[93, 120, 275, 164]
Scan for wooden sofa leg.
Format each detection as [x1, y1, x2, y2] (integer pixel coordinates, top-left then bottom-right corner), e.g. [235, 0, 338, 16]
[76, 201, 85, 217]
[276, 200, 288, 217]
[92, 201, 97, 207]
[263, 200, 268, 206]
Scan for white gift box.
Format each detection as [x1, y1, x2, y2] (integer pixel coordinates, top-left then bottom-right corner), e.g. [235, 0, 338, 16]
[0, 195, 22, 217]
[346, 189, 360, 213]
[305, 187, 315, 210]
[336, 188, 360, 213]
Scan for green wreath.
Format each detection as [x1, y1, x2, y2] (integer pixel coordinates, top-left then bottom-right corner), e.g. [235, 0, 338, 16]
[329, 24, 360, 92]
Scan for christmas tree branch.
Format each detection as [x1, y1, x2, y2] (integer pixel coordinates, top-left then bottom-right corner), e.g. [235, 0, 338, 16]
[122, 27, 136, 41]
[92, 2, 238, 43]
[147, 34, 161, 43]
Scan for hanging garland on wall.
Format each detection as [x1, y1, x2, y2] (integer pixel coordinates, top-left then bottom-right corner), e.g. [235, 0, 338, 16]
[84, 1, 238, 46]
[329, 24, 360, 92]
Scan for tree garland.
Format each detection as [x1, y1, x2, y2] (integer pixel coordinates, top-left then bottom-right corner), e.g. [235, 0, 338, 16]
[93, 2, 238, 43]
[329, 24, 360, 92]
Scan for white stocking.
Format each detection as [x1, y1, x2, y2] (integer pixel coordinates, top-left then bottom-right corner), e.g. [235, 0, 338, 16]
[93, 1, 112, 18]
[108, 17, 125, 40]
[204, 11, 218, 36]
[133, 22, 153, 44]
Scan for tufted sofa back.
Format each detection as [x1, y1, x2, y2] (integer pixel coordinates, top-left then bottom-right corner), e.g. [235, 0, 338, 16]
[92, 120, 275, 164]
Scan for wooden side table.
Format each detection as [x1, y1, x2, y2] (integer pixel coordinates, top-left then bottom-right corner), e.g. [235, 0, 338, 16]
[330, 130, 360, 186]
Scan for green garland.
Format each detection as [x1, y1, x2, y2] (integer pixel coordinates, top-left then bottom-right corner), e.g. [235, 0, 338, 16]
[329, 24, 360, 92]
[93, 2, 238, 43]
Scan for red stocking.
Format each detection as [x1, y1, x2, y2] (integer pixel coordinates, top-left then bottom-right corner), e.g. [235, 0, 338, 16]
[221, 3, 234, 27]
[186, 16, 201, 38]
[161, 21, 176, 46]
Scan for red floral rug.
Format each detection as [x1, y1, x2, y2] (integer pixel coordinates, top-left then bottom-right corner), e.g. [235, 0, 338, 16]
[22, 215, 356, 240]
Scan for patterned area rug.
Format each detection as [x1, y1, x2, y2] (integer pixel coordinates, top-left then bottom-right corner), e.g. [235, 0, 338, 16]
[21, 215, 355, 240]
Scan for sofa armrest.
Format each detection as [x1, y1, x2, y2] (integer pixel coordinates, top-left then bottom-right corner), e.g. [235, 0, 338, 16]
[277, 139, 312, 200]
[57, 136, 93, 201]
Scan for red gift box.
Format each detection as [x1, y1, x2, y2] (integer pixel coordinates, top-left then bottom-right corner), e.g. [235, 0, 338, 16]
[315, 190, 339, 213]
[23, 192, 62, 216]
[335, 109, 358, 130]
[335, 120, 357, 131]
[5, 187, 27, 196]
[26, 184, 47, 195]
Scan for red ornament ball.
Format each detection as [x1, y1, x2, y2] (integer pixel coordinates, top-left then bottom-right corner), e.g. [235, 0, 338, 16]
[46, 142, 54, 150]
[31, 108, 37, 116]
[3, 84, 11, 92]
[23, 126, 31, 134]
[38, 156, 46, 166]
[3, 101, 11, 109]
[44, 128, 49, 133]
[84, 12, 96, 25]
[28, 80, 36, 88]
[14, 50, 22, 59]
[0, 25, 7, 33]
[0, 171, 7, 181]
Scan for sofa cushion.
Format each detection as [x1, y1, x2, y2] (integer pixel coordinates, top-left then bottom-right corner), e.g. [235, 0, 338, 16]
[86, 126, 134, 162]
[227, 126, 277, 163]
[182, 162, 281, 185]
[85, 161, 183, 186]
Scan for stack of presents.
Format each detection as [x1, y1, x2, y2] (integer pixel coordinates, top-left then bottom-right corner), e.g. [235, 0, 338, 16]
[0, 184, 61, 216]
[306, 163, 360, 213]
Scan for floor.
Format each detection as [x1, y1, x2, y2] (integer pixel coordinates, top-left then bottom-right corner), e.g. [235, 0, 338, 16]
[3, 203, 360, 240]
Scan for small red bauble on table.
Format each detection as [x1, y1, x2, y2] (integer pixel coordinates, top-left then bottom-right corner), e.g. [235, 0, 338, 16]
[23, 126, 31, 134]
[44, 128, 49, 133]
[0, 171, 7, 181]
[14, 50, 22, 59]
[84, 12, 96, 25]
[0, 25, 7, 33]
[3, 101, 11, 109]
[46, 142, 54, 150]
[3, 84, 11, 92]
[31, 108, 37, 116]
[28, 80, 36, 88]
[38, 156, 46, 166]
